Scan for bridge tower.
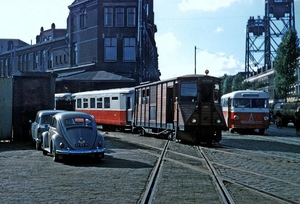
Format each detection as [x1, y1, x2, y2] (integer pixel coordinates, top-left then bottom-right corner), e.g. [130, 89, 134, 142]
[245, 0, 295, 79]
[264, 0, 296, 71]
[245, 16, 265, 78]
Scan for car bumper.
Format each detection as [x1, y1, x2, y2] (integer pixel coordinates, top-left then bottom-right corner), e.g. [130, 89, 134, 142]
[35, 138, 42, 144]
[56, 147, 105, 156]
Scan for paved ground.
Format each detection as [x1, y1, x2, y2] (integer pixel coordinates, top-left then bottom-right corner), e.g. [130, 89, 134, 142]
[1, 124, 300, 203]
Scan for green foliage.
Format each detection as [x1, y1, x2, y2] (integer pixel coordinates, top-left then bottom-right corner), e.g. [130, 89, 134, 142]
[221, 74, 253, 95]
[231, 74, 244, 91]
[221, 74, 233, 95]
[274, 29, 300, 100]
[242, 81, 252, 90]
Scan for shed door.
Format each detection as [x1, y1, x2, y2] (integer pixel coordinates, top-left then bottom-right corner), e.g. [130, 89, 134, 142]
[0, 78, 13, 140]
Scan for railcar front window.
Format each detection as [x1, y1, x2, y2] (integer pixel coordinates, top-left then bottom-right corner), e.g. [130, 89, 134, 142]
[233, 99, 250, 108]
[180, 83, 197, 102]
[252, 99, 268, 108]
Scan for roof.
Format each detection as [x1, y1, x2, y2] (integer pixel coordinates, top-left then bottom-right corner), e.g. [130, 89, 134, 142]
[72, 87, 135, 97]
[56, 70, 135, 83]
[36, 110, 66, 117]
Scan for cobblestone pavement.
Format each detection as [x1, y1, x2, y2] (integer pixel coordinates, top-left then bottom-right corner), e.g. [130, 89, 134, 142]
[218, 123, 300, 203]
[1, 123, 299, 203]
[0, 133, 163, 204]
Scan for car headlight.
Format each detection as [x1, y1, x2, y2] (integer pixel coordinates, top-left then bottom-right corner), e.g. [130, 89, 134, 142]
[215, 119, 221, 124]
[233, 115, 239, 120]
[191, 118, 197, 124]
[264, 116, 269, 121]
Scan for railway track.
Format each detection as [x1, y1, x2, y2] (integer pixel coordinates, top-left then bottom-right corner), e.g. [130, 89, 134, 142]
[136, 139, 235, 204]
[199, 146, 300, 203]
[139, 141, 299, 203]
[103, 131, 300, 203]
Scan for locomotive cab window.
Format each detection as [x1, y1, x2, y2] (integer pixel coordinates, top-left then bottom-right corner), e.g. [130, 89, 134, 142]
[200, 84, 212, 102]
[180, 83, 197, 102]
[214, 83, 220, 104]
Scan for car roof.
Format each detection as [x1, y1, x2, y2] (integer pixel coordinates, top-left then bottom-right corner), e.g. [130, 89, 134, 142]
[37, 110, 66, 117]
[54, 111, 93, 121]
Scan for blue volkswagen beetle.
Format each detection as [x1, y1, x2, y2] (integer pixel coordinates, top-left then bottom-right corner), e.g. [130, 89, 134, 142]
[41, 111, 105, 162]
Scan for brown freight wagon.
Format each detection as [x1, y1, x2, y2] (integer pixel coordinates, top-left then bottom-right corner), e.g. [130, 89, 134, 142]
[132, 74, 227, 145]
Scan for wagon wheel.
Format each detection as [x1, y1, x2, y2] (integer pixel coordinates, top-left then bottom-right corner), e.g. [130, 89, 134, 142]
[259, 129, 265, 135]
[215, 130, 222, 142]
[139, 128, 145, 136]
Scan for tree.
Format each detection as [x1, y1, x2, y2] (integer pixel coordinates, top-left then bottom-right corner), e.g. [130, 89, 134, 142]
[231, 74, 244, 91]
[274, 29, 300, 101]
[221, 74, 233, 95]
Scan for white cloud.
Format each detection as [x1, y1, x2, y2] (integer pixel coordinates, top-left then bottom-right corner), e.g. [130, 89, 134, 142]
[178, 0, 240, 12]
[214, 27, 224, 33]
[196, 50, 243, 77]
[156, 32, 181, 54]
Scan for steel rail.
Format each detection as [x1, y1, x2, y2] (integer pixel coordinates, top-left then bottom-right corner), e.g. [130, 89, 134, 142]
[139, 140, 170, 204]
[198, 146, 236, 204]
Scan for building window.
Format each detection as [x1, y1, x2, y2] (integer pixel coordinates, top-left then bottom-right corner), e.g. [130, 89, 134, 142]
[104, 8, 113, 27]
[80, 8, 87, 28]
[35, 53, 39, 69]
[104, 38, 117, 61]
[48, 53, 53, 69]
[127, 7, 136, 27]
[123, 38, 136, 61]
[116, 7, 124, 27]
[72, 42, 78, 65]
[18, 55, 22, 71]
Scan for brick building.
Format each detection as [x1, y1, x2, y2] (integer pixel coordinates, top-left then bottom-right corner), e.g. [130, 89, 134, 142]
[0, 0, 160, 93]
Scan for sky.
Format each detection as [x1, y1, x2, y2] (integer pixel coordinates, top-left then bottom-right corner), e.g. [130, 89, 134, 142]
[0, 0, 299, 80]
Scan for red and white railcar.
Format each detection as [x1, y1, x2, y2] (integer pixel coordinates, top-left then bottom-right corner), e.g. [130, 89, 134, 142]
[72, 88, 135, 129]
[221, 90, 270, 134]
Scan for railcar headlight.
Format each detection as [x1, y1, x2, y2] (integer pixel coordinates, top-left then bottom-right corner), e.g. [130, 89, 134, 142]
[215, 119, 221, 124]
[59, 142, 64, 148]
[98, 141, 103, 147]
[191, 118, 197, 124]
[264, 116, 269, 121]
[233, 115, 239, 120]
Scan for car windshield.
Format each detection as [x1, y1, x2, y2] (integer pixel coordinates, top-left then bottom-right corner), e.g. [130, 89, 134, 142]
[64, 117, 93, 127]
